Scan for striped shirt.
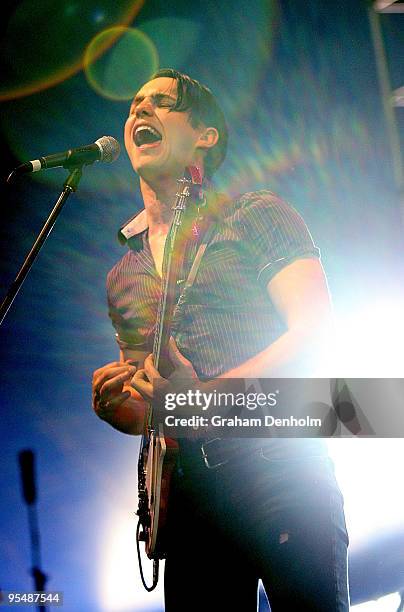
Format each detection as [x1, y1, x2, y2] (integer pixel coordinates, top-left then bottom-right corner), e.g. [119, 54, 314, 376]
[107, 190, 331, 459]
[107, 190, 320, 380]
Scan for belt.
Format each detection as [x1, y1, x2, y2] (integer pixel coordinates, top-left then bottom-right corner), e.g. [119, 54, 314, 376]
[182, 439, 328, 472]
[200, 438, 263, 470]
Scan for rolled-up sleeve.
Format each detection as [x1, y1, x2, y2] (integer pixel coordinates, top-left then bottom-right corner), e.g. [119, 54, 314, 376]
[231, 191, 320, 286]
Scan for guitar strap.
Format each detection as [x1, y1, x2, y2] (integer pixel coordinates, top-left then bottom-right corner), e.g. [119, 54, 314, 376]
[173, 220, 217, 317]
[175, 189, 231, 305]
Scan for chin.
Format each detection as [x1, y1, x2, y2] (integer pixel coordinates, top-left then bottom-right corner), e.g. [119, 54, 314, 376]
[131, 155, 159, 175]
[136, 158, 188, 182]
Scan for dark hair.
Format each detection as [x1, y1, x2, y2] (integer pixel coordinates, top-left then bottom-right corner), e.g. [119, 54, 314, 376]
[150, 68, 228, 178]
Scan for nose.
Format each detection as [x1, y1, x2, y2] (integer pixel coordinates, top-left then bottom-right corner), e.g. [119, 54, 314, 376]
[135, 96, 154, 118]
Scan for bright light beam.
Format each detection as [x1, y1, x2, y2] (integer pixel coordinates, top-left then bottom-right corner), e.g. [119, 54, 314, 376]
[327, 439, 404, 546]
[334, 298, 404, 377]
[352, 592, 401, 611]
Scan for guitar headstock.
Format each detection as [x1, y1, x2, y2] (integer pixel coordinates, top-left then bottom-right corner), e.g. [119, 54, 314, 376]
[176, 166, 204, 204]
[185, 165, 202, 186]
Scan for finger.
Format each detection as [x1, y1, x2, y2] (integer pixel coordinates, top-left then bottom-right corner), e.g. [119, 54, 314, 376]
[92, 387, 101, 409]
[125, 359, 139, 368]
[92, 361, 123, 382]
[93, 365, 136, 394]
[130, 370, 153, 400]
[104, 391, 131, 409]
[168, 337, 192, 367]
[144, 353, 161, 379]
[98, 391, 131, 412]
[132, 368, 151, 381]
[99, 369, 136, 399]
[131, 382, 153, 401]
[93, 364, 136, 388]
[97, 391, 131, 419]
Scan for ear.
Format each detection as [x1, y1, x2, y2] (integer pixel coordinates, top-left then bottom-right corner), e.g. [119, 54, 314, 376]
[196, 127, 219, 151]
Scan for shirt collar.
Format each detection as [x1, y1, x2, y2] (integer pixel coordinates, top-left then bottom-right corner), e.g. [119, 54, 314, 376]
[117, 185, 228, 246]
[118, 209, 148, 245]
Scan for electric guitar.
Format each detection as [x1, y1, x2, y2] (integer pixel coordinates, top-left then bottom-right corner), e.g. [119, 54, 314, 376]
[136, 166, 203, 590]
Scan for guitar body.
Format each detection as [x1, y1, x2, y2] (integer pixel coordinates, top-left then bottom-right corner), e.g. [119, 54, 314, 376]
[142, 426, 178, 557]
[136, 166, 203, 570]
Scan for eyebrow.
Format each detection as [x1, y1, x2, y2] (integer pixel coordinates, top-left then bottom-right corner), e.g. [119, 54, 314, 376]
[131, 92, 176, 110]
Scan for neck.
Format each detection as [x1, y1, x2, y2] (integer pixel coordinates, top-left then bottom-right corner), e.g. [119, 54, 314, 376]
[138, 164, 205, 234]
[139, 175, 178, 233]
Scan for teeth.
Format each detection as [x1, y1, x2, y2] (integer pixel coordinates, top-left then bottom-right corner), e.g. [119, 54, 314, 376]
[135, 125, 161, 138]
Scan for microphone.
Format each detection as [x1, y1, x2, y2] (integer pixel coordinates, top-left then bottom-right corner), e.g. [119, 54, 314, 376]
[7, 136, 120, 183]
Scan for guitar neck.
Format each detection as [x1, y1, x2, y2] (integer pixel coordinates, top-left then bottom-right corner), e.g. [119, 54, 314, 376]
[152, 166, 203, 379]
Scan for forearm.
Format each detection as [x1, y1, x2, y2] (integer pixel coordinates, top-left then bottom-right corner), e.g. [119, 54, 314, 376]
[218, 256, 334, 380]
[219, 319, 332, 381]
[190, 325, 331, 416]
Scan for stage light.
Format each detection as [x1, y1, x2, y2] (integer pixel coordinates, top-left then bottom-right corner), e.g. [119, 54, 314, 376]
[333, 298, 404, 377]
[97, 457, 165, 612]
[352, 592, 401, 611]
[328, 439, 404, 546]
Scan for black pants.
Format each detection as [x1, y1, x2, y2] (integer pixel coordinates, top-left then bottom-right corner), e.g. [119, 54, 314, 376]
[164, 445, 350, 611]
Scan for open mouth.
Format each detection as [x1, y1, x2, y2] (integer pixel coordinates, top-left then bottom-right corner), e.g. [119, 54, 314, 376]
[134, 125, 162, 147]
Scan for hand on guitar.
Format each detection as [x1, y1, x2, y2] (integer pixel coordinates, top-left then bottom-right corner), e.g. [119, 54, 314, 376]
[130, 338, 200, 407]
[92, 360, 148, 434]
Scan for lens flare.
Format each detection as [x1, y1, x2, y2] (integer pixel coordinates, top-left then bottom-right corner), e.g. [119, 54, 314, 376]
[84, 27, 159, 101]
[0, 0, 145, 101]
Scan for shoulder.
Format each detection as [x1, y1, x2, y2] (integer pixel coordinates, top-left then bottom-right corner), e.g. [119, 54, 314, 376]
[234, 189, 286, 208]
[225, 189, 299, 216]
[210, 189, 283, 215]
[223, 190, 309, 231]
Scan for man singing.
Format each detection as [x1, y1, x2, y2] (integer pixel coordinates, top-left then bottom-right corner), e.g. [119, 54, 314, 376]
[92, 69, 349, 611]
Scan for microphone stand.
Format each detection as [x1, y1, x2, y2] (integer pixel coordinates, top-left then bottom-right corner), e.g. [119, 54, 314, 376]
[0, 166, 83, 326]
[18, 450, 48, 612]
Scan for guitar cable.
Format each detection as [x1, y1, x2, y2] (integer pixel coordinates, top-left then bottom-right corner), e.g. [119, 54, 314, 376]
[136, 519, 159, 591]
